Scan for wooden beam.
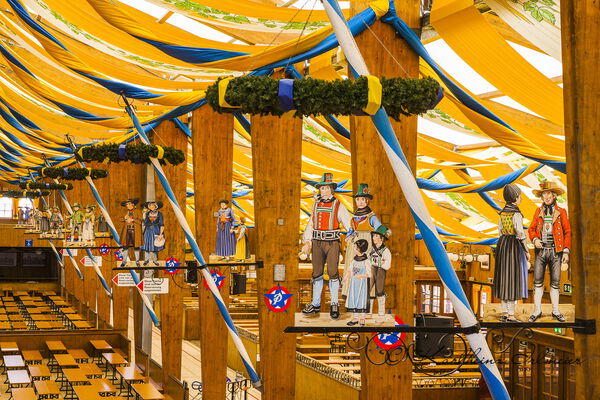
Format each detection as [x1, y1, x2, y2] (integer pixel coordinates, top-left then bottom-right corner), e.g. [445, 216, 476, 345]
[561, 0, 600, 398]
[192, 106, 234, 399]
[253, 112, 302, 397]
[350, 4, 418, 400]
[154, 121, 186, 383]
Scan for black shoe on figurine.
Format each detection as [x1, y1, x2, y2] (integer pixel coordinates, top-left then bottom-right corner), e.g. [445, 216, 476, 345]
[528, 312, 542, 323]
[120, 260, 127, 268]
[136, 261, 141, 267]
[330, 304, 340, 320]
[302, 303, 320, 316]
[143, 260, 150, 266]
[153, 261, 160, 266]
[347, 320, 359, 326]
[552, 312, 566, 322]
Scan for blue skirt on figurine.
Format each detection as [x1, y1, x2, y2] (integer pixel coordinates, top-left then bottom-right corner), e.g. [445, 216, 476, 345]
[216, 208, 236, 256]
[345, 260, 370, 313]
[141, 211, 164, 252]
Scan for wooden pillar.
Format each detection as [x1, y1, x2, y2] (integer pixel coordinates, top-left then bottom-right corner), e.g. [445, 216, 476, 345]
[252, 113, 302, 397]
[350, 3, 419, 399]
[192, 106, 233, 398]
[154, 120, 186, 382]
[561, 0, 600, 398]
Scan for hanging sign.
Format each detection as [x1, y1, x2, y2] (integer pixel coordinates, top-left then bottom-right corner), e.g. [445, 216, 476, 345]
[98, 243, 110, 255]
[136, 278, 169, 294]
[372, 316, 407, 350]
[112, 273, 136, 287]
[264, 284, 293, 312]
[80, 255, 102, 267]
[165, 257, 181, 275]
[113, 250, 124, 261]
[203, 269, 225, 290]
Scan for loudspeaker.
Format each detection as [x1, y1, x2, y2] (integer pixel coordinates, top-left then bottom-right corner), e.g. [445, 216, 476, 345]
[232, 273, 247, 295]
[415, 314, 454, 358]
[186, 261, 198, 284]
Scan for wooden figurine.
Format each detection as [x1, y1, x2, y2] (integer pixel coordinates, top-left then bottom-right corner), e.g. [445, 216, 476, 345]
[97, 213, 109, 236]
[141, 200, 165, 266]
[69, 203, 84, 243]
[345, 239, 371, 326]
[369, 225, 392, 323]
[49, 206, 63, 235]
[39, 207, 51, 233]
[120, 198, 142, 267]
[81, 205, 96, 246]
[215, 199, 236, 261]
[301, 173, 352, 320]
[528, 181, 571, 322]
[234, 217, 250, 262]
[17, 206, 29, 226]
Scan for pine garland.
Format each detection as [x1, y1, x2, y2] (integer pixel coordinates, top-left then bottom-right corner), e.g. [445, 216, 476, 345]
[75, 143, 185, 166]
[19, 182, 73, 190]
[40, 167, 108, 181]
[1, 190, 50, 198]
[206, 75, 441, 120]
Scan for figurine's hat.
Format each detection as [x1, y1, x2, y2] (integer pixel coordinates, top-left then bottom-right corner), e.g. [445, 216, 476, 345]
[532, 181, 564, 198]
[120, 198, 139, 207]
[86, 205, 96, 210]
[371, 225, 391, 239]
[142, 200, 163, 209]
[353, 183, 373, 199]
[72, 203, 81, 208]
[315, 173, 338, 189]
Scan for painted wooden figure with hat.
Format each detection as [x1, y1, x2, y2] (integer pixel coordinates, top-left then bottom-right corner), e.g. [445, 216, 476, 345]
[369, 225, 392, 323]
[69, 203, 84, 244]
[215, 199, 237, 261]
[120, 198, 142, 267]
[528, 181, 571, 322]
[81, 204, 96, 246]
[141, 200, 165, 266]
[301, 173, 352, 320]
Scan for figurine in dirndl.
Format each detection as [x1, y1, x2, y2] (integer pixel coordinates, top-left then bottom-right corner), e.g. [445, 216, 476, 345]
[81, 205, 96, 246]
[215, 200, 236, 260]
[345, 239, 371, 326]
[141, 201, 165, 266]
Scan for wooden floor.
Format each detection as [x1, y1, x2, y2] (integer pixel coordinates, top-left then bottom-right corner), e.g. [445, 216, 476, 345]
[126, 310, 262, 399]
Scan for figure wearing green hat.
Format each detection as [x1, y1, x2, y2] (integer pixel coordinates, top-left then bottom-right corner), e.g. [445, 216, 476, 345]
[81, 205, 96, 246]
[369, 225, 392, 323]
[69, 203, 85, 243]
[301, 173, 352, 319]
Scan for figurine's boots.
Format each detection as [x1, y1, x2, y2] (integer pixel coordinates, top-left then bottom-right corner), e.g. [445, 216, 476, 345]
[310, 275, 324, 308]
[377, 295, 386, 317]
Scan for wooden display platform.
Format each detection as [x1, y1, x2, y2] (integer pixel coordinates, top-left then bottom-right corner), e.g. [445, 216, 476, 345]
[24, 229, 41, 234]
[119, 260, 167, 268]
[295, 312, 398, 328]
[482, 303, 575, 322]
[95, 232, 112, 238]
[207, 254, 256, 264]
[39, 233, 66, 239]
[14, 225, 32, 229]
[61, 240, 96, 248]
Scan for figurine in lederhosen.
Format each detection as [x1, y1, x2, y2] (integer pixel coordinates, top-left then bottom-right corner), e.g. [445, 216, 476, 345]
[120, 198, 142, 267]
[370, 225, 392, 323]
[301, 173, 352, 320]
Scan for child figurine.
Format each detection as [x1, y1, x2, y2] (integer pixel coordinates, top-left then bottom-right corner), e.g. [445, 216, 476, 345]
[345, 239, 371, 326]
[50, 206, 63, 236]
[141, 200, 165, 266]
[215, 200, 236, 261]
[234, 217, 250, 262]
[97, 213, 109, 235]
[39, 207, 51, 234]
[69, 203, 84, 243]
[81, 205, 96, 246]
[370, 225, 392, 323]
[121, 198, 142, 267]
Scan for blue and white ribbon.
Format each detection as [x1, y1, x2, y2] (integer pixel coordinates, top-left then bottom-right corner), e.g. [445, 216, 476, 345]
[123, 104, 260, 386]
[322, 1, 509, 399]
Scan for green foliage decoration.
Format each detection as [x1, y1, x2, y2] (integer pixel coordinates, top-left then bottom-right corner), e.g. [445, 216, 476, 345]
[206, 75, 441, 121]
[40, 167, 108, 181]
[1, 190, 51, 198]
[75, 143, 185, 166]
[18, 182, 73, 190]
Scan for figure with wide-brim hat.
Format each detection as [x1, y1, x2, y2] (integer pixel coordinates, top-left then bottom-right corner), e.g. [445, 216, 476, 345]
[141, 200, 165, 266]
[301, 173, 352, 320]
[50, 206, 63, 235]
[69, 202, 84, 243]
[81, 204, 96, 246]
[120, 198, 142, 267]
[528, 181, 571, 323]
[369, 225, 392, 323]
[215, 199, 236, 260]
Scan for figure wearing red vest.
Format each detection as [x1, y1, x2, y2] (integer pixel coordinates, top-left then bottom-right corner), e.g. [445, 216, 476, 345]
[301, 173, 351, 320]
[528, 181, 571, 323]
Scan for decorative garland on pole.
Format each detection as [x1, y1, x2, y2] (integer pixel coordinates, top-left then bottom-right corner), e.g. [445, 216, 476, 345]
[19, 182, 73, 190]
[206, 75, 442, 120]
[75, 143, 185, 166]
[40, 167, 108, 180]
[1, 190, 50, 198]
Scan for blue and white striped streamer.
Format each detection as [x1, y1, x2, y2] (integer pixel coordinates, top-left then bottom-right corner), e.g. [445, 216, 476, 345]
[124, 107, 260, 386]
[322, 1, 509, 398]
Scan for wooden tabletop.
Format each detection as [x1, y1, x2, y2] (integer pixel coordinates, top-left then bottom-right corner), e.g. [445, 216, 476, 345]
[66, 313, 86, 321]
[63, 367, 91, 384]
[0, 341, 19, 352]
[7, 369, 30, 385]
[61, 307, 77, 314]
[90, 339, 112, 351]
[67, 349, 90, 360]
[78, 362, 104, 378]
[132, 383, 164, 399]
[11, 387, 36, 400]
[45, 340, 66, 352]
[27, 364, 51, 379]
[4, 354, 25, 369]
[74, 385, 105, 400]
[54, 353, 78, 367]
[103, 352, 127, 365]
[116, 366, 145, 382]
[73, 320, 94, 329]
[89, 378, 117, 394]
[33, 380, 60, 395]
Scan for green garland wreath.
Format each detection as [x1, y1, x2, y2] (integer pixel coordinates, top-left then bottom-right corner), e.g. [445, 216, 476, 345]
[206, 75, 442, 121]
[40, 167, 108, 181]
[1, 190, 50, 198]
[19, 182, 73, 190]
[75, 143, 185, 166]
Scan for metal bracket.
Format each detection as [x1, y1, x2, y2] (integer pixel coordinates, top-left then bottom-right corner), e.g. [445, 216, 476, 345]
[573, 318, 596, 335]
